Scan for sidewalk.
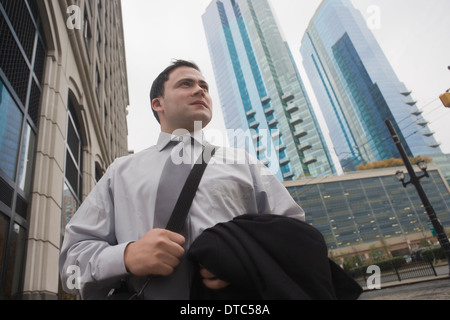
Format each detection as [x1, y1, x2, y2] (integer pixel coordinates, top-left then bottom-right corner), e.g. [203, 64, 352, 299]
[358, 275, 450, 300]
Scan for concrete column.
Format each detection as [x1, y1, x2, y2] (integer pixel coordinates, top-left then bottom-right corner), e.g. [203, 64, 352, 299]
[22, 53, 68, 299]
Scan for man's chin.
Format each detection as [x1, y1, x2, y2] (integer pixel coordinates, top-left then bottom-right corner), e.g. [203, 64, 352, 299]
[192, 115, 213, 129]
[176, 118, 212, 133]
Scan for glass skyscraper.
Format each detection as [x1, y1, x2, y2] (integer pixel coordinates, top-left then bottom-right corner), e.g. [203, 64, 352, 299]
[202, 0, 336, 181]
[300, 0, 442, 172]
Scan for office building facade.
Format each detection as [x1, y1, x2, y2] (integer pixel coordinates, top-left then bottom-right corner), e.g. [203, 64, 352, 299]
[0, 0, 129, 299]
[203, 0, 336, 181]
[284, 166, 450, 258]
[428, 153, 450, 186]
[300, 0, 441, 172]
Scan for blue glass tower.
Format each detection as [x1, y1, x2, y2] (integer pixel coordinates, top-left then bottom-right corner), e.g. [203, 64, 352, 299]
[202, 0, 336, 181]
[300, 0, 442, 171]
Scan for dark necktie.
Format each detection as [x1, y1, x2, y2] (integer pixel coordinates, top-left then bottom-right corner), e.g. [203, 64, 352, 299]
[153, 137, 193, 229]
[147, 136, 198, 299]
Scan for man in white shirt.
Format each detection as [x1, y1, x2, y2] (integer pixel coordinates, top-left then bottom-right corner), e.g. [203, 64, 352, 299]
[59, 59, 305, 299]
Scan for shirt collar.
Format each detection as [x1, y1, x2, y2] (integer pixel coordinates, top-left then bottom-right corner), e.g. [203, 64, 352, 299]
[156, 131, 207, 152]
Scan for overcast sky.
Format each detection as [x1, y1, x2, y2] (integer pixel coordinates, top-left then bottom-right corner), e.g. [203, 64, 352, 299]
[122, 0, 450, 156]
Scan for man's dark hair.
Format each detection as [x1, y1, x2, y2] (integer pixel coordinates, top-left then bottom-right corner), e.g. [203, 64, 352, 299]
[150, 59, 201, 123]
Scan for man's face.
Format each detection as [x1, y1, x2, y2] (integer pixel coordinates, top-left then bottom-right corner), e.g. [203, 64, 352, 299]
[154, 66, 213, 133]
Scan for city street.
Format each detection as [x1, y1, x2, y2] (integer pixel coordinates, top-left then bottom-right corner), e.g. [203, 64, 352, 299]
[359, 276, 450, 300]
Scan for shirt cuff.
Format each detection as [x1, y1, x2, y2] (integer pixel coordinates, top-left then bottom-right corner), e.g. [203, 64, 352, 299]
[96, 242, 132, 281]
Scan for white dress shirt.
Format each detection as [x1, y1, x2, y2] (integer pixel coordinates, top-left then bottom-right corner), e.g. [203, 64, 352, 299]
[59, 131, 305, 299]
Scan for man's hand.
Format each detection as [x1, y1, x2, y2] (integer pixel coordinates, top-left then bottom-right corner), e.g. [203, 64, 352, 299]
[199, 267, 230, 290]
[124, 229, 185, 277]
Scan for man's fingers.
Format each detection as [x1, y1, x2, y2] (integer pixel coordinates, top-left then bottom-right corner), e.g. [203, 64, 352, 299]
[124, 229, 186, 277]
[200, 268, 230, 290]
[166, 230, 186, 246]
[202, 278, 230, 290]
[200, 267, 217, 279]
[151, 229, 185, 257]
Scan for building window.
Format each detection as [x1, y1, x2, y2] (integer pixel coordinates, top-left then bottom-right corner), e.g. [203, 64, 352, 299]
[62, 98, 83, 229]
[1, 219, 26, 300]
[0, 0, 45, 299]
[59, 96, 84, 300]
[17, 123, 36, 193]
[0, 81, 23, 181]
[95, 162, 104, 182]
[0, 213, 8, 285]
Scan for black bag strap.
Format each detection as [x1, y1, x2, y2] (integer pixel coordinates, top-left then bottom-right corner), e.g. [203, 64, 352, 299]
[165, 143, 217, 232]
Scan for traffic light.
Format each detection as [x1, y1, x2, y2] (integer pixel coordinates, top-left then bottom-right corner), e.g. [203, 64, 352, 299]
[440, 92, 450, 108]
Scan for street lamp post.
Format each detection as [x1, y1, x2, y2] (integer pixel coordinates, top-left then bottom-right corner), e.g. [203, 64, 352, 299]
[395, 159, 429, 188]
[386, 120, 450, 274]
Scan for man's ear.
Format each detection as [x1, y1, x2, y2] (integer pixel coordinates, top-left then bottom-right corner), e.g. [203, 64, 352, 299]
[152, 98, 163, 114]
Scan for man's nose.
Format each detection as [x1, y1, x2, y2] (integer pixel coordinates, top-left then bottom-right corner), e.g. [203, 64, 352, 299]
[193, 84, 206, 96]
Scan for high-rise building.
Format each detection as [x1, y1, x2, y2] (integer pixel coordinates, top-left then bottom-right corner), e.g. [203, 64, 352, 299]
[0, 0, 129, 299]
[300, 0, 442, 172]
[202, 0, 336, 181]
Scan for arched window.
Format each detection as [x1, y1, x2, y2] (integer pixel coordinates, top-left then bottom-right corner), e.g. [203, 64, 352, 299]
[95, 162, 104, 182]
[62, 98, 83, 229]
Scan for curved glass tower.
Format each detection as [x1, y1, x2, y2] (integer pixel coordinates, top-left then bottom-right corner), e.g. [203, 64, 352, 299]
[203, 0, 336, 181]
[300, 0, 442, 171]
